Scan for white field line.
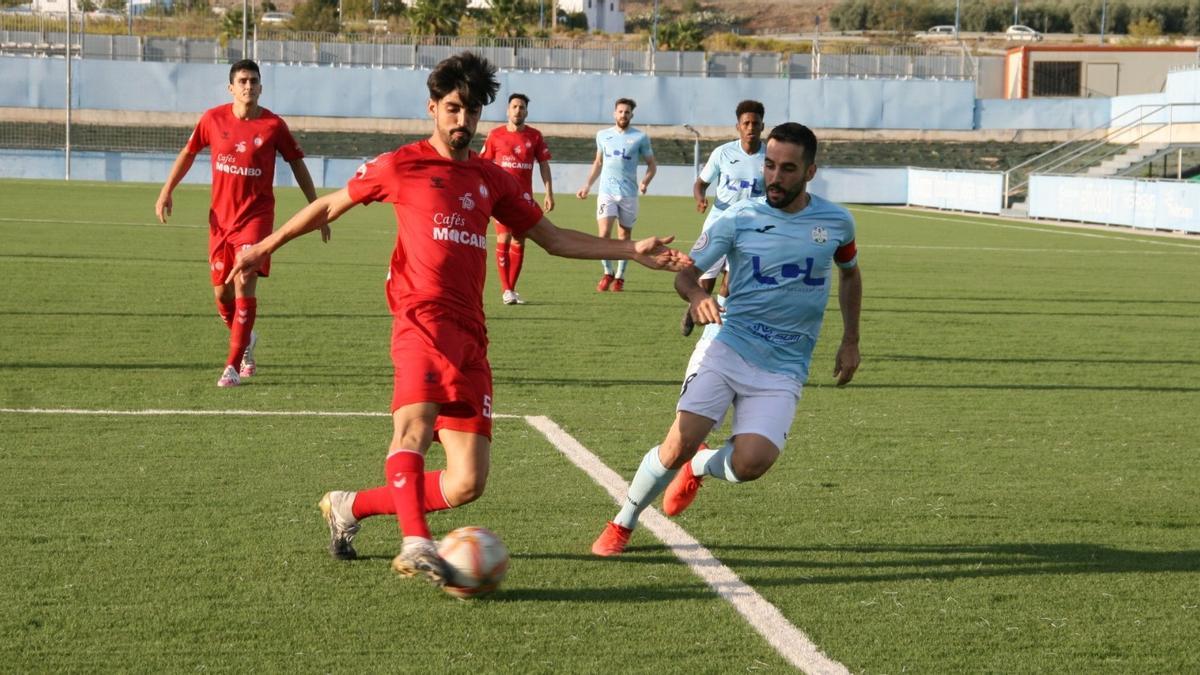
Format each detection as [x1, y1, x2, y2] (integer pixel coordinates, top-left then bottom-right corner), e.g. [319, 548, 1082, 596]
[0, 216, 205, 230]
[853, 206, 1200, 250]
[525, 414, 849, 675]
[2, 405, 846, 673]
[867, 243, 1199, 256]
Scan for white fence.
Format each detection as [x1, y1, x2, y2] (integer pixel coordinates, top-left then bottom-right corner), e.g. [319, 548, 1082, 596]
[1028, 174, 1200, 233]
[908, 168, 1004, 214]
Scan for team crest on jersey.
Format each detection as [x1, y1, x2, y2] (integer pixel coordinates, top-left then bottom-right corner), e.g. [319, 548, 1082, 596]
[693, 231, 711, 252]
[235, 141, 247, 153]
[253, 136, 263, 148]
[513, 145, 524, 156]
[478, 184, 489, 199]
[459, 193, 476, 210]
[811, 226, 829, 244]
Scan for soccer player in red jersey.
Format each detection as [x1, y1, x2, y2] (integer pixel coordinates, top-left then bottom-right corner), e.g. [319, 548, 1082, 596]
[224, 52, 691, 587]
[154, 59, 324, 388]
[480, 93, 555, 305]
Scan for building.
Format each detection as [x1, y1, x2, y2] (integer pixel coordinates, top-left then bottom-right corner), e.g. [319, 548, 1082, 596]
[467, 0, 624, 34]
[1004, 45, 1200, 99]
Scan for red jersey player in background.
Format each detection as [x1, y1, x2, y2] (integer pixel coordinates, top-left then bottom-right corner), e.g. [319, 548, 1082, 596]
[480, 93, 554, 305]
[154, 59, 324, 388]
[225, 52, 691, 588]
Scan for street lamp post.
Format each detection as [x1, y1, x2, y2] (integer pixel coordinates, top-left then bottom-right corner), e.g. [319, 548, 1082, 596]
[1013, 0, 1020, 26]
[954, 0, 961, 37]
[683, 124, 701, 179]
[1100, 0, 1108, 43]
[241, 0, 248, 57]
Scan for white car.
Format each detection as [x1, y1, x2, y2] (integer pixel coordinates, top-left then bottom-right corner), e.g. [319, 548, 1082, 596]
[260, 11, 294, 24]
[1005, 25, 1043, 41]
[88, 8, 123, 20]
[926, 25, 956, 35]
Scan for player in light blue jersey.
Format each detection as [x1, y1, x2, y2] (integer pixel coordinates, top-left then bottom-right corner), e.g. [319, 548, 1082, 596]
[593, 123, 863, 556]
[681, 99, 765, 336]
[575, 98, 657, 292]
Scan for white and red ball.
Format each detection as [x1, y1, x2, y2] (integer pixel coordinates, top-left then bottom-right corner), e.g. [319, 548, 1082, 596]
[438, 526, 509, 599]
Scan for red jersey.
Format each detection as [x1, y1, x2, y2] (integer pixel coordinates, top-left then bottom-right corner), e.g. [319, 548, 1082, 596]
[480, 125, 551, 192]
[185, 103, 304, 232]
[346, 140, 544, 326]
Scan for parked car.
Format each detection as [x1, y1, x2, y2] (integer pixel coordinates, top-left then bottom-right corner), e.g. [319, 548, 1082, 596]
[87, 8, 124, 20]
[260, 11, 294, 24]
[926, 25, 956, 35]
[1005, 25, 1043, 41]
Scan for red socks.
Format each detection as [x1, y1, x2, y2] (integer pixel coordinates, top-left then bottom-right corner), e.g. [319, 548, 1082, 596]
[508, 243, 525, 290]
[495, 243, 511, 292]
[225, 297, 256, 367]
[385, 451, 431, 539]
[216, 299, 235, 329]
[351, 471, 451, 519]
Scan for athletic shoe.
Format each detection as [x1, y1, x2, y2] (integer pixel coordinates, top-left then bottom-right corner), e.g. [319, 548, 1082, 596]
[392, 538, 450, 586]
[318, 491, 361, 560]
[597, 274, 614, 292]
[502, 289, 518, 305]
[510, 291, 526, 305]
[663, 459, 703, 516]
[591, 521, 633, 557]
[611, 278, 625, 292]
[217, 365, 241, 388]
[680, 307, 695, 336]
[239, 330, 258, 378]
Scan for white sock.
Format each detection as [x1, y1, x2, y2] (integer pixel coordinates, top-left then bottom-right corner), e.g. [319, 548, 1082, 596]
[614, 446, 675, 529]
[692, 440, 742, 483]
[615, 259, 627, 279]
[602, 260, 613, 275]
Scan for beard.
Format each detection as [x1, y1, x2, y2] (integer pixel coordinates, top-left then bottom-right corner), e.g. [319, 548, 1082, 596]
[447, 128, 473, 150]
[765, 183, 805, 209]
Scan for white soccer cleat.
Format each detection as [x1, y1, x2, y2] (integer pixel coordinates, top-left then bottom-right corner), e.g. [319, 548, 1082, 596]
[239, 330, 258, 378]
[217, 365, 241, 388]
[392, 537, 450, 586]
[318, 491, 361, 561]
[502, 290, 518, 305]
[510, 291, 526, 305]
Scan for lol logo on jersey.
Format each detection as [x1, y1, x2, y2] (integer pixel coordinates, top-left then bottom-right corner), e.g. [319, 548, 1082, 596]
[751, 256, 825, 288]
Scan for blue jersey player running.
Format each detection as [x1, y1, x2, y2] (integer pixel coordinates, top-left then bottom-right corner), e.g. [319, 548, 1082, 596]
[576, 98, 656, 293]
[681, 99, 766, 336]
[592, 123, 863, 556]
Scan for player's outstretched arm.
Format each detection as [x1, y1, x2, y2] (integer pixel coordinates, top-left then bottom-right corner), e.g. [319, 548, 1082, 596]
[225, 188, 357, 284]
[833, 265, 863, 386]
[693, 177, 710, 213]
[539, 160, 555, 212]
[155, 148, 197, 224]
[287, 158, 330, 243]
[524, 218, 691, 271]
[639, 156, 657, 194]
[675, 266, 723, 325]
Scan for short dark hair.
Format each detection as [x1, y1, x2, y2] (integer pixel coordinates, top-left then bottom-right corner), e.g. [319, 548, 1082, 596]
[735, 99, 765, 119]
[508, 93, 530, 105]
[768, 123, 818, 164]
[228, 59, 260, 84]
[427, 52, 499, 111]
[615, 97, 636, 110]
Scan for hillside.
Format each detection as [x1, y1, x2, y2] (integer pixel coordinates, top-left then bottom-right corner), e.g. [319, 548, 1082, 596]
[622, 0, 832, 35]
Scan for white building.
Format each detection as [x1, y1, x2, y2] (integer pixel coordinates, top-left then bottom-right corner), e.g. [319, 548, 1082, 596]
[467, 0, 624, 35]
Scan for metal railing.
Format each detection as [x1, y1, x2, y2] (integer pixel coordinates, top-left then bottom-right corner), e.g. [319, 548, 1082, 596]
[1, 14, 977, 80]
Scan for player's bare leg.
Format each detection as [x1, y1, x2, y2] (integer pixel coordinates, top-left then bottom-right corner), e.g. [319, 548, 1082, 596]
[593, 411, 715, 556]
[437, 429, 491, 508]
[596, 216, 617, 291]
[386, 403, 451, 586]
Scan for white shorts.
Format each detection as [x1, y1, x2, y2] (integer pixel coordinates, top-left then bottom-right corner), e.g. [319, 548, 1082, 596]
[699, 256, 728, 282]
[677, 340, 802, 450]
[597, 194, 638, 228]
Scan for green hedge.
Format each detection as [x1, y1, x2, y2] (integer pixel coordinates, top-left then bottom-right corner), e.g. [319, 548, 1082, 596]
[830, 0, 1200, 35]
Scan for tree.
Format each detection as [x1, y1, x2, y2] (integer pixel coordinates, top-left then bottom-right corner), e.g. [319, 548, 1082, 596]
[658, 18, 703, 51]
[480, 0, 532, 37]
[409, 0, 466, 35]
[292, 0, 340, 31]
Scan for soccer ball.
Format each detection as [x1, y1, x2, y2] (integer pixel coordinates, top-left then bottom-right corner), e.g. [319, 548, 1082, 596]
[438, 526, 509, 599]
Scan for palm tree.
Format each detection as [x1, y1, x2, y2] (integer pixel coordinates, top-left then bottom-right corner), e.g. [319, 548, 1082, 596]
[409, 0, 467, 35]
[483, 0, 532, 38]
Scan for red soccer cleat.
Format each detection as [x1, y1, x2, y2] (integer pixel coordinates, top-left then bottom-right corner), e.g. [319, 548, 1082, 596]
[597, 274, 615, 292]
[663, 458, 703, 516]
[611, 278, 625, 292]
[591, 521, 633, 557]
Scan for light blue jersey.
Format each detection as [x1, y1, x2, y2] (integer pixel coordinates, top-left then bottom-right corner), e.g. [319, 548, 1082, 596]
[688, 194, 858, 381]
[699, 139, 765, 231]
[597, 126, 653, 198]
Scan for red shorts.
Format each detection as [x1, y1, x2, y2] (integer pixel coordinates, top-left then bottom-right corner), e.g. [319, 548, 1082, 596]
[390, 303, 493, 440]
[493, 219, 526, 238]
[209, 219, 272, 286]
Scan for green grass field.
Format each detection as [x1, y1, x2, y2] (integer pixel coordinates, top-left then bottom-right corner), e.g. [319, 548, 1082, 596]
[2, 178, 1199, 672]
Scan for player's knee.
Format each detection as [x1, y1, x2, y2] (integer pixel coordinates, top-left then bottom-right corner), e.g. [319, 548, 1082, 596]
[443, 471, 488, 506]
[731, 444, 779, 481]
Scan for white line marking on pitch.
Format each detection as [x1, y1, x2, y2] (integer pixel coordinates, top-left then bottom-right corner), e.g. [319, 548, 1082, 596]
[1, 406, 843, 673]
[525, 415, 849, 675]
